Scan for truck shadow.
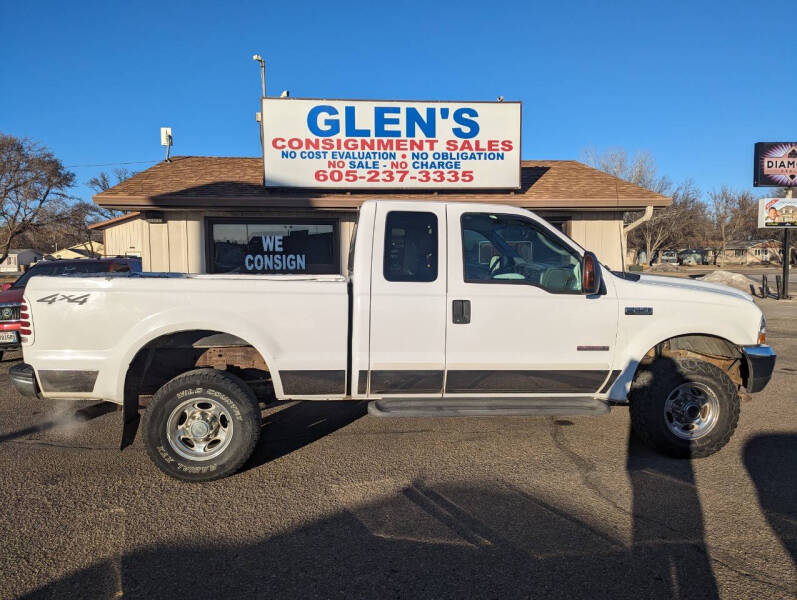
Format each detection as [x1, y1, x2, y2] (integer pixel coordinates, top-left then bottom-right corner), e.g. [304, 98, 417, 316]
[240, 400, 368, 472]
[743, 434, 797, 567]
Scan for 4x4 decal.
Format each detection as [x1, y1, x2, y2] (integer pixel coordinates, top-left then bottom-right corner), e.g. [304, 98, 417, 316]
[37, 293, 90, 306]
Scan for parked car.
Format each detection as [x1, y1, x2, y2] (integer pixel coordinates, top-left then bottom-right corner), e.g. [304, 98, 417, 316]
[10, 201, 774, 482]
[0, 257, 141, 360]
[658, 250, 679, 264]
[677, 249, 709, 266]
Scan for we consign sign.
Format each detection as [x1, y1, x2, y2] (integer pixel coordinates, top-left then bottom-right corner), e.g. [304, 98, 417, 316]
[261, 98, 521, 189]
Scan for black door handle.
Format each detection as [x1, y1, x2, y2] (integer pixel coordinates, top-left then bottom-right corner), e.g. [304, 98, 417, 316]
[452, 300, 471, 324]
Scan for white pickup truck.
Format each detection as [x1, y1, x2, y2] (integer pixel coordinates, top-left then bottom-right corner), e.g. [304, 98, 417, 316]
[11, 200, 775, 481]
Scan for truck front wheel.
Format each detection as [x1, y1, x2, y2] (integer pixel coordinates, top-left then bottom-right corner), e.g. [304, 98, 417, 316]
[629, 358, 740, 458]
[143, 369, 261, 482]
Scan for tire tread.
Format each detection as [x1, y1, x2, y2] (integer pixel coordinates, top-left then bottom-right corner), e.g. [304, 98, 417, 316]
[629, 358, 740, 458]
[142, 368, 261, 482]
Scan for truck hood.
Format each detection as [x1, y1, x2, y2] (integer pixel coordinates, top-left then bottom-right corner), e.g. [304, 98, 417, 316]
[621, 273, 754, 303]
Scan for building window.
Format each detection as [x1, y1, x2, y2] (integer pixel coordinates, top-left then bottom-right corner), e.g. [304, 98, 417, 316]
[383, 211, 438, 282]
[208, 218, 339, 274]
[543, 217, 570, 233]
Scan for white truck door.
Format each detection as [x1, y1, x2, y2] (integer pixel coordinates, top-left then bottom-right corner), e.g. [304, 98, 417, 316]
[367, 203, 447, 396]
[444, 205, 619, 396]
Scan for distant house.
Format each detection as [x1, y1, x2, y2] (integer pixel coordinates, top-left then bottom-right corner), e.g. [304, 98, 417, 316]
[770, 203, 797, 225]
[45, 241, 104, 260]
[0, 249, 43, 273]
[721, 240, 782, 265]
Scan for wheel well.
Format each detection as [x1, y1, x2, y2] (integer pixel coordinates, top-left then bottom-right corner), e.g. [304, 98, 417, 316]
[121, 330, 272, 448]
[632, 334, 747, 389]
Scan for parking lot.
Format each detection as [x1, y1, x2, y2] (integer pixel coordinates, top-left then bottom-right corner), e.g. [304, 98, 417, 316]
[0, 300, 794, 599]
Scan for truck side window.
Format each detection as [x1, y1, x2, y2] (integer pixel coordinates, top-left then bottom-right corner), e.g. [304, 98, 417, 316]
[461, 213, 581, 293]
[383, 211, 438, 282]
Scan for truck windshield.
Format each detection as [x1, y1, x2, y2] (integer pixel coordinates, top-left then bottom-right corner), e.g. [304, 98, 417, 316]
[11, 262, 109, 289]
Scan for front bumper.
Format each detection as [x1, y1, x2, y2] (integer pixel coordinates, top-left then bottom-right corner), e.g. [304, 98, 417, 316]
[741, 345, 776, 393]
[9, 363, 38, 398]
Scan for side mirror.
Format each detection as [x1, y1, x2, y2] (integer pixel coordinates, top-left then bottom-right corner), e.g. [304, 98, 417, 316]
[1, 283, 11, 292]
[581, 251, 602, 295]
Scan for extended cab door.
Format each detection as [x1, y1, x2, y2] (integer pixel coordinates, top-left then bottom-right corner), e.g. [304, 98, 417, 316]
[444, 204, 619, 396]
[365, 203, 447, 396]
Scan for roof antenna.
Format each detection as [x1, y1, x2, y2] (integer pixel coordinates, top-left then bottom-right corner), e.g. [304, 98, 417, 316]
[160, 127, 173, 162]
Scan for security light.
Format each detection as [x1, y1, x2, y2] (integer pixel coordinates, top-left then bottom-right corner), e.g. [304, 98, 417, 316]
[252, 54, 266, 98]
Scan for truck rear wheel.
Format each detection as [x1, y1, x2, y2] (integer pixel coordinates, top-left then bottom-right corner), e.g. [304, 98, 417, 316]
[143, 369, 261, 482]
[629, 358, 740, 458]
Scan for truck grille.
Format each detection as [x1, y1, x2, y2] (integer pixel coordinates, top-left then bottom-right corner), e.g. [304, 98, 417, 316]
[0, 305, 20, 321]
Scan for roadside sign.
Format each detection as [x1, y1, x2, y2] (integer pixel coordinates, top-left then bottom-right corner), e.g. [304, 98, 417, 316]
[758, 198, 797, 228]
[754, 142, 797, 187]
[260, 98, 521, 189]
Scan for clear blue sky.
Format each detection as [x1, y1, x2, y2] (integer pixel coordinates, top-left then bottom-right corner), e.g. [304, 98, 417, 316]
[2, 0, 794, 203]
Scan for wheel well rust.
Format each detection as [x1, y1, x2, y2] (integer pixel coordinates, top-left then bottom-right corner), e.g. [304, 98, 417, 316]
[633, 334, 747, 389]
[121, 330, 271, 449]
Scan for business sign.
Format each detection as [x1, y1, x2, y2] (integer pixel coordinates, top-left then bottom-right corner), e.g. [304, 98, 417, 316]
[754, 142, 797, 187]
[261, 98, 521, 189]
[758, 198, 797, 228]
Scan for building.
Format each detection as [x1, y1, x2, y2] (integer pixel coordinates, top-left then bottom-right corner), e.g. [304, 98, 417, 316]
[45, 241, 104, 260]
[90, 156, 670, 273]
[721, 240, 782, 265]
[0, 249, 43, 273]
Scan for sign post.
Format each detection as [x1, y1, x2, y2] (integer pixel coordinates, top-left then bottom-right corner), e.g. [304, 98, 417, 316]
[784, 189, 792, 299]
[754, 142, 797, 300]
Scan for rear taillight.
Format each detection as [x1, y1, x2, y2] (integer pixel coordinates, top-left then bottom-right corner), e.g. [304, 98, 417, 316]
[20, 300, 33, 343]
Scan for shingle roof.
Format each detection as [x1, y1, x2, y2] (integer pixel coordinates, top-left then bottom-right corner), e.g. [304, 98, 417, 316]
[88, 211, 141, 231]
[94, 156, 671, 211]
[725, 239, 781, 250]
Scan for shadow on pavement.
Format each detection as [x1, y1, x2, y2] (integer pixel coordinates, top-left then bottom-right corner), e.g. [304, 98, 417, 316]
[240, 400, 368, 472]
[20, 469, 728, 600]
[21, 403, 741, 599]
[744, 434, 797, 567]
[20, 367, 797, 599]
[0, 402, 118, 444]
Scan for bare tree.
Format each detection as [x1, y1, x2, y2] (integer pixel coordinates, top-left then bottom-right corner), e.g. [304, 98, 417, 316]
[582, 146, 672, 194]
[0, 134, 75, 263]
[86, 167, 134, 221]
[584, 146, 678, 262]
[626, 181, 707, 261]
[708, 187, 756, 266]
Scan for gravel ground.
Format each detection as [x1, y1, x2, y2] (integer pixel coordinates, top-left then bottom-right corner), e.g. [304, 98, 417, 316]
[0, 301, 795, 599]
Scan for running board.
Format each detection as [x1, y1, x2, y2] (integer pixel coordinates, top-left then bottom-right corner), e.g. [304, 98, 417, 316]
[367, 397, 610, 418]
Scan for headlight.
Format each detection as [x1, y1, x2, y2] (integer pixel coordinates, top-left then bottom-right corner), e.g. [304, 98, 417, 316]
[758, 316, 766, 345]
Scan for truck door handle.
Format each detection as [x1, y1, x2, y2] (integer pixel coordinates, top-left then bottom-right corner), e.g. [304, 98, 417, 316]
[452, 300, 471, 324]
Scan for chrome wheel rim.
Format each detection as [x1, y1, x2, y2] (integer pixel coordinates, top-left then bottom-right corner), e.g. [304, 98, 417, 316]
[166, 397, 233, 461]
[663, 382, 720, 440]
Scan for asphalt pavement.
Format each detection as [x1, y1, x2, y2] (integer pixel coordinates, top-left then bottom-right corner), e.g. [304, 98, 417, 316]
[0, 301, 795, 599]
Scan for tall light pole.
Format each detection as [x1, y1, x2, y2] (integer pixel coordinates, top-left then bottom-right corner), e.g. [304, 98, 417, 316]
[253, 54, 266, 98]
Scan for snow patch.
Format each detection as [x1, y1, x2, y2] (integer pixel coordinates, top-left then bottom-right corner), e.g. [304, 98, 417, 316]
[698, 270, 756, 294]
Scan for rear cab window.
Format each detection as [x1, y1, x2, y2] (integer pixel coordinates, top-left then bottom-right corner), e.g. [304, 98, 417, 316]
[383, 211, 438, 283]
